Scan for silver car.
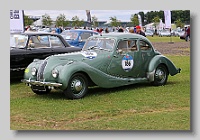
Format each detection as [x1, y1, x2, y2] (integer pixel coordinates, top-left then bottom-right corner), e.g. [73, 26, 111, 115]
[145, 30, 154, 37]
[159, 30, 171, 37]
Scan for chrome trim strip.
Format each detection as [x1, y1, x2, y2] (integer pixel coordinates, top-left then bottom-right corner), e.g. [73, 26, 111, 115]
[21, 79, 62, 87]
[11, 68, 25, 71]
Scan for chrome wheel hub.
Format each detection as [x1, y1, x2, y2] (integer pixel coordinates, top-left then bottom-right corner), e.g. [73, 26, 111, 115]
[155, 69, 165, 82]
[71, 79, 83, 94]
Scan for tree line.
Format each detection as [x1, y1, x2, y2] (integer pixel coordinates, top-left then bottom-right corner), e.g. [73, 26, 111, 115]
[24, 10, 190, 28]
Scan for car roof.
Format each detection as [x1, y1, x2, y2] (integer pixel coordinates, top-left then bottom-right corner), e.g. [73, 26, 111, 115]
[92, 32, 149, 40]
[22, 31, 59, 36]
[63, 29, 98, 33]
[11, 31, 61, 36]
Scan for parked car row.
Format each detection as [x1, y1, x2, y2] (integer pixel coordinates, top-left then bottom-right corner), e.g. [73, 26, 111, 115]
[10, 32, 81, 79]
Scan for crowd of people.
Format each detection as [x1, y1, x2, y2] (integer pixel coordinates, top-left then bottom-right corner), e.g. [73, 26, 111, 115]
[91, 25, 146, 37]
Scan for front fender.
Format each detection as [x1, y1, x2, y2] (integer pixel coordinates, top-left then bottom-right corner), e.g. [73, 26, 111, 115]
[148, 55, 181, 76]
[57, 62, 95, 90]
[23, 59, 44, 80]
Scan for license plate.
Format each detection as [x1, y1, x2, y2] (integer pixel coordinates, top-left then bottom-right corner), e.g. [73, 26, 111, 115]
[32, 85, 46, 91]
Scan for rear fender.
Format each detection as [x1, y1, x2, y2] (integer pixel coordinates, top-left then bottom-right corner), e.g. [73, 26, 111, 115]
[147, 55, 181, 81]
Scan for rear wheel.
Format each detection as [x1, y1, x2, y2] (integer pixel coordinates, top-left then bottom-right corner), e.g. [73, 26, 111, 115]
[152, 64, 168, 86]
[64, 73, 88, 99]
[31, 86, 51, 95]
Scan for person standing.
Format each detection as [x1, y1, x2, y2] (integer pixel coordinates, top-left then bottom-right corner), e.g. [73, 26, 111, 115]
[136, 25, 146, 37]
[185, 26, 190, 41]
[129, 27, 134, 33]
[105, 27, 109, 33]
[118, 26, 124, 32]
[55, 26, 60, 34]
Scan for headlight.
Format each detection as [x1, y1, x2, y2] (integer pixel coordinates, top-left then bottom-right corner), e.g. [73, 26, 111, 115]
[52, 69, 59, 78]
[31, 67, 37, 76]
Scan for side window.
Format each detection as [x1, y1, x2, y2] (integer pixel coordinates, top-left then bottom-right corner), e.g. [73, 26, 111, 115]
[49, 35, 65, 47]
[29, 35, 50, 48]
[128, 40, 137, 51]
[139, 40, 151, 51]
[117, 40, 128, 52]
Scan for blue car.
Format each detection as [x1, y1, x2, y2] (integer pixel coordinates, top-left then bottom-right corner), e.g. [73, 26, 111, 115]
[60, 29, 100, 48]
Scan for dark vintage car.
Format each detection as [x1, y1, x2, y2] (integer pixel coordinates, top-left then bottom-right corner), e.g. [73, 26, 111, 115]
[60, 29, 100, 48]
[22, 33, 181, 99]
[10, 32, 81, 79]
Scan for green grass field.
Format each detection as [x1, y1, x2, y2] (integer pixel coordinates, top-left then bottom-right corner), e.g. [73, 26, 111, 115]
[10, 36, 190, 130]
[147, 36, 185, 42]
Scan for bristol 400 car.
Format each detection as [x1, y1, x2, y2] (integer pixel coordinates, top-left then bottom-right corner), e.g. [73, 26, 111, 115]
[22, 33, 181, 99]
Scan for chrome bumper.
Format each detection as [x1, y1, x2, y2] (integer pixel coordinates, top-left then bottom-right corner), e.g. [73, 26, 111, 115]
[21, 79, 62, 88]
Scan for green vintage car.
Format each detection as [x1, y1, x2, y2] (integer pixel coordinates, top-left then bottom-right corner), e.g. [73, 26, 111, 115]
[22, 33, 181, 99]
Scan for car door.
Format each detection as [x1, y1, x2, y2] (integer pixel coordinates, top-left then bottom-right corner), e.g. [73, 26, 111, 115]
[10, 48, 27, 70]
[136, 39, 155, 77]
[107, 39, 154, 78]
[107, 39, 141, 78]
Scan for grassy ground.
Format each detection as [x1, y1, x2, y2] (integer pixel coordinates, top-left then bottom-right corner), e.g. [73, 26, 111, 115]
[10, 36, 190, 130]
[147, 36, 185, 42]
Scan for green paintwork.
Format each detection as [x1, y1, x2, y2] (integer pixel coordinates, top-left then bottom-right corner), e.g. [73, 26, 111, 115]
[23, 33, 181, 92]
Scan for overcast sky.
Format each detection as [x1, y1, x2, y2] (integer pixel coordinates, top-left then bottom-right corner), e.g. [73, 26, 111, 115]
[24, 10, 152, 22]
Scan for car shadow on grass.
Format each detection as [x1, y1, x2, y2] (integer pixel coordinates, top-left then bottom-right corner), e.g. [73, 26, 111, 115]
[27, 82, 178, 100]
[31, 83, 149, 100]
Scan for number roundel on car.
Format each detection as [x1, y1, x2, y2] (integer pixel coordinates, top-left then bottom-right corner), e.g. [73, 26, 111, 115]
[122, 54, 134, 72]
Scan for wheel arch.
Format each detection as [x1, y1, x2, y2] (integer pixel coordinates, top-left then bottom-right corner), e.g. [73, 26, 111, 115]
[147, 55, 179, 81]
[57, 62, 97, 90]
[71, 71, 96, 87]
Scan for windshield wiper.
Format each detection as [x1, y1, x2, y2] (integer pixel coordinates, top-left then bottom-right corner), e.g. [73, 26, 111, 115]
[98, 47, 110, 51]
[87, 46, 112, 52]
[87, 46, 98, 50]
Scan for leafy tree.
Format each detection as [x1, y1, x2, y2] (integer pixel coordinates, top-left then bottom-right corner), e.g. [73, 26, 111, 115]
[24, 15, 34, 26]
[55, 14, 69, 27]
[144, 10, 190, 24]
[109, 16, 120, 27]
[152, 16, 160, 28]
[174, 19, 184, 28]
[130, 14, 139, 26]
[41, 13, 53, 26]
[92, 15, 98, 28]
[71, 16, 84, 28]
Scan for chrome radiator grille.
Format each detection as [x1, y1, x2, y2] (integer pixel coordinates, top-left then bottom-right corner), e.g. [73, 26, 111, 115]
[37, 60, 47, 81]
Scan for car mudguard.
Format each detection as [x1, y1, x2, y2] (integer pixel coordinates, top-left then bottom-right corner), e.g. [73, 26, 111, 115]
[147, 55, 181, 81]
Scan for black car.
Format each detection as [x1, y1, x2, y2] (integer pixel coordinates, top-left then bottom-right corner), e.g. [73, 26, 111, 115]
[10, 32, 81, 79]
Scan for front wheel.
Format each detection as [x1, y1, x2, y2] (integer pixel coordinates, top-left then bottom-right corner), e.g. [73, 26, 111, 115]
[152, 64, 168, 86]
[64, 73, 88, 99]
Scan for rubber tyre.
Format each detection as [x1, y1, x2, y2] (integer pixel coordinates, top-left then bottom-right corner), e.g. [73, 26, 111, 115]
[152, 64, 168, 86]
[31, 86, 51, 95]
[64, 73, 88, 99]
